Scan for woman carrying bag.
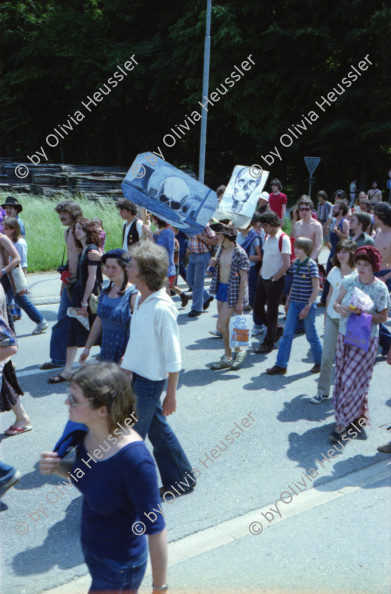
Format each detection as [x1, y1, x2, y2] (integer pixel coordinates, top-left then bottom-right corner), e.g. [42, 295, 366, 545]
[330, 246, 390, 443]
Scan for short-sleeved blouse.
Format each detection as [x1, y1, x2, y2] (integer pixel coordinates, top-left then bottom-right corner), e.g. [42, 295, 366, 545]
[339, 273, 391, 337]
[97, 286, 138, 363]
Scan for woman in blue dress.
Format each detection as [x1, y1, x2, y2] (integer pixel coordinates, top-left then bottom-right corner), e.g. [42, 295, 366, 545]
[80, 249, 138, 364]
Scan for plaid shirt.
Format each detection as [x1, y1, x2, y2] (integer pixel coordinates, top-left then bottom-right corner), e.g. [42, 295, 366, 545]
[210, 245, 250, 308]
[187, 224, 215, 254]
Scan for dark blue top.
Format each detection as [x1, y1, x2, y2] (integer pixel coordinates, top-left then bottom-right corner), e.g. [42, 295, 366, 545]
[97, 286, 137, 363]
[72, 440, 165, 561]
[154, 228, 176, 277]
[289, 258, 319, 303]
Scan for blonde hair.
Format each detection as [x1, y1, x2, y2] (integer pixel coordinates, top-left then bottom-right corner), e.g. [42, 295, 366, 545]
[130, 241, 168, 291]
[294, 236, 313, 256]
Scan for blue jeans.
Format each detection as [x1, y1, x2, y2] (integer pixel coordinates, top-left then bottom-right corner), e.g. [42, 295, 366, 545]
[132, 374, 193, 488]
[276, 301, 322, 369]
[83, 547, 147, 593]
[49, 287, 72, 366]
[6, 288, 43, 324]
[186, 252, 210, 312]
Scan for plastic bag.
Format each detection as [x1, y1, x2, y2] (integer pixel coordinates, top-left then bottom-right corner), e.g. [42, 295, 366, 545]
[344, 312, 372, 351]
[229, 315, 253, 348]
[349, 287, 373, 312]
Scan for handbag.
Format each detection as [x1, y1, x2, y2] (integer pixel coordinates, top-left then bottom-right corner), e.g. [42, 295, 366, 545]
[344, 312, 372, 352]
[229, 314, 253, 349]
[8, 264, 27, 295]
[88, 293, 99, 314]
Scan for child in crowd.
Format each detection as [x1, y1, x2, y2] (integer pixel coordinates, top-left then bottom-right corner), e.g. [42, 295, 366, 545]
[2, 218, 48, 335]
[266, 237, 322, 375]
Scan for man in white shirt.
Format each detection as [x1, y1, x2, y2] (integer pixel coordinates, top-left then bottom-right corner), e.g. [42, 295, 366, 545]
[116, 198, 144, 250]
[121, 242, 194, 500]
[253, 212, 291, 353]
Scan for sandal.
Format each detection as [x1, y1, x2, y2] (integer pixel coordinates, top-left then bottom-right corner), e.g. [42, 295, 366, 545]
[48, 373, 70, 384]
[5, 425, 32, 436]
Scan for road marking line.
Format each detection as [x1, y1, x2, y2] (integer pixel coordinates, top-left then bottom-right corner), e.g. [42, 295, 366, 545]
[41, 459, 390, 593]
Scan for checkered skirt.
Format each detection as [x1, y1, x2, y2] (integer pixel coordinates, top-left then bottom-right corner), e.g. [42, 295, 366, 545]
[332, 332, 379, 426]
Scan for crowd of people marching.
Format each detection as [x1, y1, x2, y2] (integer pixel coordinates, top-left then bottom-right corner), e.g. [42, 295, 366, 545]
[0, 179, 390, 593]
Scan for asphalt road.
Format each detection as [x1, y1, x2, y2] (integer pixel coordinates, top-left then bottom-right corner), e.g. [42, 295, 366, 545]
[0, 274, 390, 594]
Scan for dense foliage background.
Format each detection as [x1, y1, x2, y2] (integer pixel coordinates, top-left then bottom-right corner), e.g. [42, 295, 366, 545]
[1, 0, 390, 198]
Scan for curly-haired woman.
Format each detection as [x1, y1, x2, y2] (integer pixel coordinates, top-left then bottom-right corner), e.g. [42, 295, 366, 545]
[330, 246, 390, 443]
[49, 219, 102, 383]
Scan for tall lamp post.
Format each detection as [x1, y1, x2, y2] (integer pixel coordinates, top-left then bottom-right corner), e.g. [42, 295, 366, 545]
[198, 0, 212, 184]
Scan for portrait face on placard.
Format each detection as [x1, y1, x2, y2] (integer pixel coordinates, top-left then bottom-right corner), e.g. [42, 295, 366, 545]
[231, 167, 261, 213]
[215, 165, 269, 228]
[121, 153, 219, 235]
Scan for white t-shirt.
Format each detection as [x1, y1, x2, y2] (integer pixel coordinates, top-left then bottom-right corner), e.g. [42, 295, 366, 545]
[260, 229, 291, 279]
[12, 238, 28, 269]
[122, 220, 144, 250]
[326, 267, 355, 319]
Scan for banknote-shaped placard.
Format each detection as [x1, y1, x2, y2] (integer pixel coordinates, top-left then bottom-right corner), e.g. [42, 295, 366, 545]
[215, 165, 269, 228]
[121, 153, 219, 235]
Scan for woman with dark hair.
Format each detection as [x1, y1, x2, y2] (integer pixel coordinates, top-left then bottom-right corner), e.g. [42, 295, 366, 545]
[49, 219, 102, 383]
[80, 249, 138, 364]
[329, 246, 390, 442]
[320, 199, 350, 305]
[311, 240, 356, 404]
[40, 362, 168, 593]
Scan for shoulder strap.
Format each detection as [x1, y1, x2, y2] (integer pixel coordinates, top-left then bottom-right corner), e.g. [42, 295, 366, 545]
[278, 232, 288, 252]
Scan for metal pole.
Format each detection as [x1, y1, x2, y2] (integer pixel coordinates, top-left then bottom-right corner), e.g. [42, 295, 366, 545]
[198, 0, 211, 184]
[308, 177, 312, 198]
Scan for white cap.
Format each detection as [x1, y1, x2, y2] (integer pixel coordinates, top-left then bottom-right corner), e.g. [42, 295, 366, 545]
[258, 191, 269, 202]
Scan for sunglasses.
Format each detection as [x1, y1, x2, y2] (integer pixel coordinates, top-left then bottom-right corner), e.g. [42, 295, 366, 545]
[68, 393, 91, 408]
[299, 207, 311, 211]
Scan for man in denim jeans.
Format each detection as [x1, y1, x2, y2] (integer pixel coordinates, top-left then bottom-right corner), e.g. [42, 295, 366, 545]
[122, 242, 194, 499]
[186, 224, 217, 318]
[41, 201, 82, 370]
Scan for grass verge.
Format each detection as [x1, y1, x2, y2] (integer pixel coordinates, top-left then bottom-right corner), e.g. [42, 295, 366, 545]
[0, 193, 122, 272]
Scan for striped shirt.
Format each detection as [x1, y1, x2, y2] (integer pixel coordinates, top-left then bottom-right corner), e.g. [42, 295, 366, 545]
[289, 258, 319, 303]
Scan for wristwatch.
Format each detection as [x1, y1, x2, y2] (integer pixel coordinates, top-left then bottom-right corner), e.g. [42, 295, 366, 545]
[152, 585, 168, 592]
